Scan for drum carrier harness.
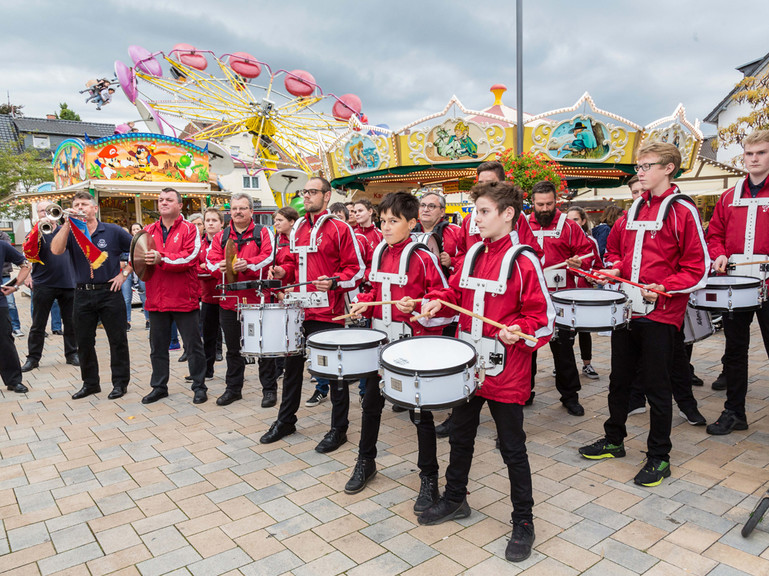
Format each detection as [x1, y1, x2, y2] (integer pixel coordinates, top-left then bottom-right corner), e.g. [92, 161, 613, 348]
[727, 176, 769, 281]
[531, 211, 568, 289]
[285, 213, 336, 308]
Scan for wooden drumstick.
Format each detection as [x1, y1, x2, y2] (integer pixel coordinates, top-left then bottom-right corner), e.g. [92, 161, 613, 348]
[412, 299, 538, 343]
[569, 267, 672, 298]
[332, 298, 418, 321]
[729, 259, 769, 267]
[543, 251, 594, 273]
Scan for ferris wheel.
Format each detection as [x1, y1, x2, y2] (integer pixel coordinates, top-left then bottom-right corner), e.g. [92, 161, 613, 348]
[113, 44, 366, 175]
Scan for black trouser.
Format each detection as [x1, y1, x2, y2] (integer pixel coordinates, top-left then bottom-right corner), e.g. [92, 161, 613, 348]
[149, 310, 205, 392]
[548, 329, 582, 404]
[259, 358, 278, 393]
[27, 285, 77, 362]
[201, 302, 219, 377]
[629, 328, 698, 412]
[723, 301, 769, 418]
[0, 308, 22, 388]
[219, 308, 247, 394]
[604, 321, 675, 462]
[277, 320, 350, 430]
[578, 332, 592, 363]
[358, 375, 438, 477]
[74, 288, 130, 390]
[445, 395, 533, 524]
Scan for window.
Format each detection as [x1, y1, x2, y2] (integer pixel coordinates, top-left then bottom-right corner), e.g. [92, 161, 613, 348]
[32, 135, 50, 149]
[242, 175, 260, 189]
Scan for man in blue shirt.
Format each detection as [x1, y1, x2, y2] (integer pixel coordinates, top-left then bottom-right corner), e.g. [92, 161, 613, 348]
[0, 239, 31, 393]
[21, 201, 79, 372]
[51, 192, 133, 400]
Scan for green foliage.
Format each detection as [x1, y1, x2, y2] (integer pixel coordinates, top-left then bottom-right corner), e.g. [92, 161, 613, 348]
[0, 103, 23, 116]
[497, 150, 567, 198]
[0, 140, 52, 198]
[56, 102, 81, 121]
[717, 72, 769, 165]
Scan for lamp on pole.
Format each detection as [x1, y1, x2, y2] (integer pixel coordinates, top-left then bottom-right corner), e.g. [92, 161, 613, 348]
[516, 0, 524, 157]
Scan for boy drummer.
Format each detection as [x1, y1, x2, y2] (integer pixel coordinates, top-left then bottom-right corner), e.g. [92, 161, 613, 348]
[345, 192, 452, 513]
[420, 181, 554, 563]
[579, 142, 709, 486]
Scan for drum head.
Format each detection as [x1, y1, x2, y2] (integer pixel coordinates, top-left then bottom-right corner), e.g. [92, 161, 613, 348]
[307, 328, 388, 350]
[225, 239, 238, 283]
[551, 288, 627, 305]
[130, 230, 155, 281]
[706, 275, 761, 289]
[381, 336, 476, 376]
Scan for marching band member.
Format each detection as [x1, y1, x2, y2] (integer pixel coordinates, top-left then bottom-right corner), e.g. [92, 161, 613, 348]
[419, 181, 554, 563]
[414, 191, 461, 277]
[140, 188, 207, 405]
[706, 129, 769, 435]
[344, 191, 451, 514]
[207, 193, 275, 407]
[579, 142, 709, 487]
[351, 198, 383, 256]
[0, 239, 30, 393]
[50, 191, 133, 400]
[528, 181, 594, 415]
[262, 176, 365, 453]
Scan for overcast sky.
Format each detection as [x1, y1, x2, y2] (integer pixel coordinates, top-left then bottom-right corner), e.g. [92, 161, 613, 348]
[2, 0, 767, 136]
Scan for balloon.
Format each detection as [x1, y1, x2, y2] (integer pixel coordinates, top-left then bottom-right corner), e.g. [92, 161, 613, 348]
[284, 70, 315, 97]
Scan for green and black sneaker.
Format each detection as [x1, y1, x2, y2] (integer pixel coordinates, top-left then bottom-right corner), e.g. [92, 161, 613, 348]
[633, 458, 671, 487]
[578, 437, 626, 460]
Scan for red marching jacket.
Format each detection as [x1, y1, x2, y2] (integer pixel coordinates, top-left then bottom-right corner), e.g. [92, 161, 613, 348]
[426, 233, 554, 404]
[707, 177, 769, 266]
[528, 212, 595, 291]
[355, 237, 451, 336]
[281, 211, 365, 323]
[143, 215, 202, 312]
[206, 222, 274, 312]
[274, 232, 295, 286]
[575, 231, 602, 287]
[603, 215, 626, 268]
[457, 210, 544, 261]
[614, 187, 709, 327]
[352, 223, 383, 257]
[198, 235, 219, 305]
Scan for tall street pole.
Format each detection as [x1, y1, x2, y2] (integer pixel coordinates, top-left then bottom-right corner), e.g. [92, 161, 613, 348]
[516, 0, 524, 157]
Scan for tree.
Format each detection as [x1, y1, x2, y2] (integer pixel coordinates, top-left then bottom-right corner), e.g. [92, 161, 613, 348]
[0, 102, 24, 116]
[717, 71, 769, 165]
[0, 140, 52, 220]
[56, 102, 81, 121]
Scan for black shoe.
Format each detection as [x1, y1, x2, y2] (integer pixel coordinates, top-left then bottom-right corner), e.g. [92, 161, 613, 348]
[706, 409, 748, 436]
[633, 458, 671, 487]
[72, 385, 101, 400]
[126, 323, 131, 332]
[691, 374, 704, 387]
[107, 386, 126, 400]
[178, 352, 188, 362]
[216, 390, 242, 406]
[315, 428, 347, 453]
[215, 352, 223, 362]
[392, 404, 408, 413]
[52, 329, 64, 336]
[418, 496, 471, 525]
[525, 390, 535, 406]
[21, 360, 39, 373]
[563, 400, 585, 416]
[344, 458, 377, 494]
[145, 321, 150, 330]
[435, 414, 452, 438]
[141, 389, 168, 404]
[193, 389, 208, 404]
[66, 356, 80, 367]
[506, 521, 535, 562]
[679, 407, 706, 426]
[261, 390, 277, 408]
[7, 383, 28, 393]
[579, 437, 626, 460]
[260, 421, 296, 444]
[711, 372, 727, 391]
[414, 474, 439, 513]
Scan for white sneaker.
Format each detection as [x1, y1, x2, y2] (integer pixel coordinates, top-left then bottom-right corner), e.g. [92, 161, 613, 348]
[582, 364, 599, 380]
[305, 390, 327, 407]
[12, 329, 24, 338]
[628, 406, 647, 416]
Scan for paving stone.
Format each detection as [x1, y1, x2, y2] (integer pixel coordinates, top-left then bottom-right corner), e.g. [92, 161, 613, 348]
[37, 542, 103, 575]
[8, 521, 51, 551]
[718, 524, 769, 556]
[45, 506, 102, 533]
[345, 551, 411, 576]
[381, 532, 438, 566]
[705, 564, 755, 576]
[50, 523, 96, 552]
[589, 537, 658, 573]
[188, 547, 252, 576]
[258, 496, 304, 522]
[136, 545, 203, 576]
[579, 558, 638, 576]
[239, 549, 303, 576]
[559, 518, 614, 549]
[291, 550, 357, 576]
[370, 486, 417, 509]
[244, 483, 293, 506]
[574, 502, 632, 531]
[264, 512, 321, 539]
[360, 515, 417, 544]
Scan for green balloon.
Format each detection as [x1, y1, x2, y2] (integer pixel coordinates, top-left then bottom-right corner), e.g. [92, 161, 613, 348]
[289, 194, 306, 216]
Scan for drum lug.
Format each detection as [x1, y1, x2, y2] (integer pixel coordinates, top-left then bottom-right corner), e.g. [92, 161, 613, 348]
[414, 392, 421, 408]
[413, 405, 421, 424]
[414, 374, 420, 389]
[464, 384, 472, 398]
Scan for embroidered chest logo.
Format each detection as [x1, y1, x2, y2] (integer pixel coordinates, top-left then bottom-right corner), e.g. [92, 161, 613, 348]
[314, 232, 324, 248]
[96, 238, 107, 248]
[173, 233, 180, 243]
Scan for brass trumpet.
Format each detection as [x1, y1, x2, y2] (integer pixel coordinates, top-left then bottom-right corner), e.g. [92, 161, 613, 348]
[39, 205, 87, 234]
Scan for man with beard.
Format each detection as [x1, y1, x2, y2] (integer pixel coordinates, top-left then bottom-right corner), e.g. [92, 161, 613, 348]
[528, 180, 594, 416]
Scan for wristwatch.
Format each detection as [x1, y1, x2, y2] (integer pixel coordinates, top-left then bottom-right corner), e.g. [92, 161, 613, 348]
[122, 270, 130, 277]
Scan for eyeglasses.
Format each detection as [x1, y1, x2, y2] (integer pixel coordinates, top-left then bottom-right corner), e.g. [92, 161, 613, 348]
[300, 188, 325, 196]
[419, 203, 441, 211]
[634, 162, 665, 173]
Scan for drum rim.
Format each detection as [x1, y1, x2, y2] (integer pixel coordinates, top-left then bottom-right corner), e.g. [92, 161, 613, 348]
[704, 275, 762, 288]
[307, 327, 388, 350]
[239, 302, 304, 310]
[690, 303, 763, 312]
[551, 288, 627, 305]
[380, 335, 477, 377]
[553, 321, 629, 332]
[382, 392, 476, 411]
[308, 368, 380, 379]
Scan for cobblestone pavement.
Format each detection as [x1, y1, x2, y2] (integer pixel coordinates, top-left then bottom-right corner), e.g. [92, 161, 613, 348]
[2, 300, 769, 575]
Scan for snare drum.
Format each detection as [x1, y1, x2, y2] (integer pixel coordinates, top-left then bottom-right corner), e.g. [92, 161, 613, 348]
[306, 328, 387, 380]
[690, 275, 763, 312]
[240, 302, 304, 357]
[380, 336, 478, 410]
[551, 288, 630, 332]
[682, 305, 714, 344]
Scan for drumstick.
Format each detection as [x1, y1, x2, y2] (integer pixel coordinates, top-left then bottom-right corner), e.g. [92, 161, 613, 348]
[728, 259, 769, 267]
[332, 298, 417, 321]
[544, 252, 594, 272]
[418, 298, 538, 344]
[567, 267, 672, 298]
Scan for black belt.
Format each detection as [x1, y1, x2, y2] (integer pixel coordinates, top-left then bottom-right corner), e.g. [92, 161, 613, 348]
[77, 283, 110, 291]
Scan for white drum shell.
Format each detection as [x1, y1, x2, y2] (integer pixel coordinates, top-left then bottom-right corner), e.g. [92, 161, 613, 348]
[690, 276, 763, 312]
[380, 336, 478, 410]
[544, 268, 567, 290]
[728, 254, 769, 282]
[682, 306, 714, 345]
[306, 328, 387, 379]
[551, 289, 629, 332]
[240, 303, 304, 357]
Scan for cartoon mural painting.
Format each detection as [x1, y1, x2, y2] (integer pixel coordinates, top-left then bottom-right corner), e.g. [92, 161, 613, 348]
[52, 140, 86, 189]
[428, 120, 483, 161]
[343, 133, 380, 171]
[547, 117, 610, 160]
